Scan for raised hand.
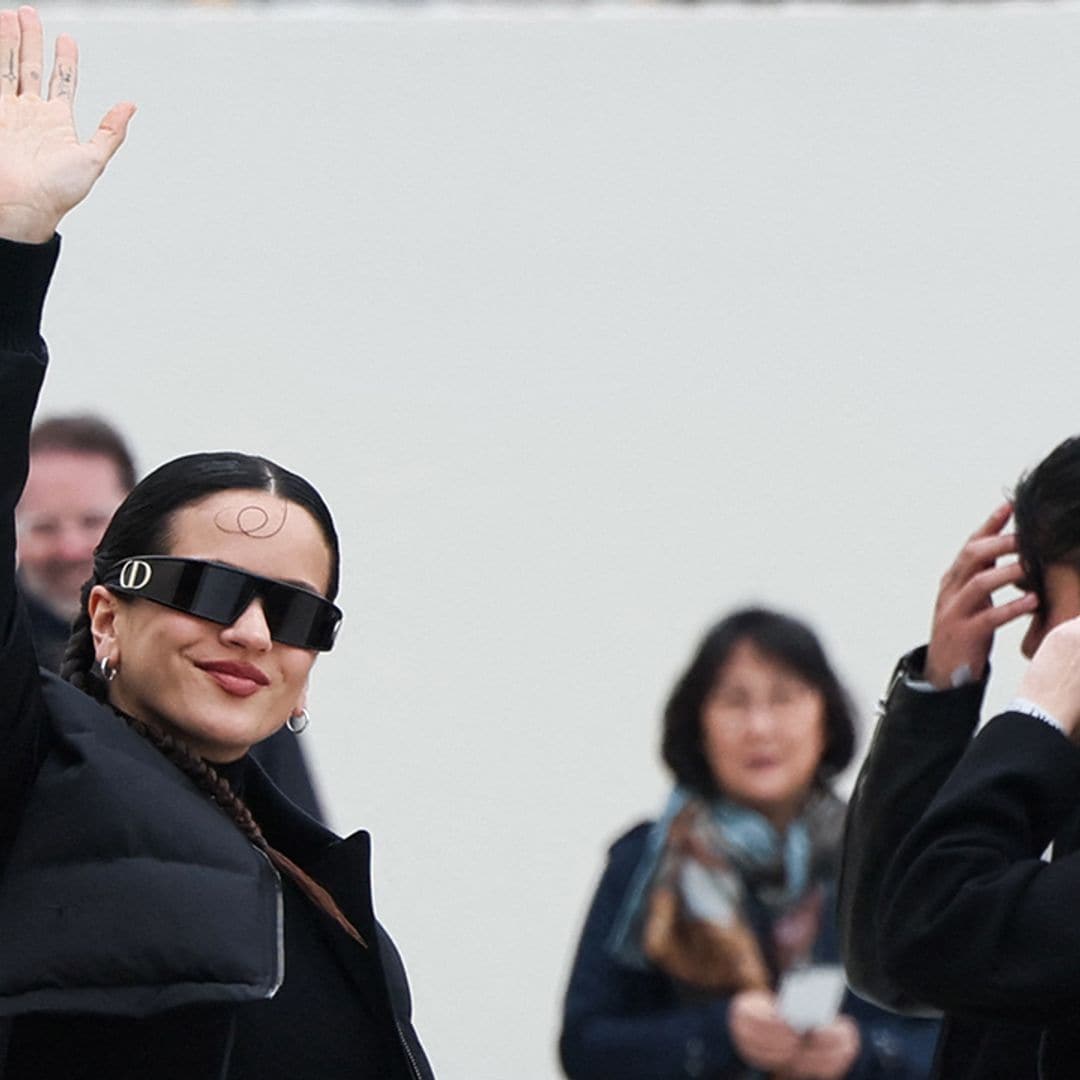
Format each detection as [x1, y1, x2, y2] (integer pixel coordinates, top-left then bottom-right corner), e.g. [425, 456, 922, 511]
[0, 6, 133, 244]
[923, 501, 1039, 690]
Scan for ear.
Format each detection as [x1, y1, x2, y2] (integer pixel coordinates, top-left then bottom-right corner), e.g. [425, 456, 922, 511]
[88, 585, 122, 665]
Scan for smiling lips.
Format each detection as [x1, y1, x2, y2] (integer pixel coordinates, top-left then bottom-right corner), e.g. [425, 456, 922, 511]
[746, 756, 780, 769]
[196, 660, 270, 698]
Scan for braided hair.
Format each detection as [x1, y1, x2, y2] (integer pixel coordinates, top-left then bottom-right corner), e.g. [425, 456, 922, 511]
[60, 451, 365, 946]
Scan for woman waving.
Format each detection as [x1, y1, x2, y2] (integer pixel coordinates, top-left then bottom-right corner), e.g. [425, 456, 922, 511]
[0, 10, 432, 1078]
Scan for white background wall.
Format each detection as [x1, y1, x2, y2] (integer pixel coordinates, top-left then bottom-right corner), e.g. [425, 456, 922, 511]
[29, 3, 1080, 1075]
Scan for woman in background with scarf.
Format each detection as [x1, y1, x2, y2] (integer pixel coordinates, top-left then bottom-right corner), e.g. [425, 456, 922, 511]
[559, 608, 938, 1079]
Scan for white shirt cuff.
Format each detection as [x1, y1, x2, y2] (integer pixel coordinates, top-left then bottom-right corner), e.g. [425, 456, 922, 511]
[905, 663, 974, 693]
[1007, 696, 1068, 736]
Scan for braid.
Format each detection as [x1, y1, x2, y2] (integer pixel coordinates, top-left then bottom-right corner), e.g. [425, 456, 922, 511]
[112, 709, 366, 947]
[60, 578, 107, 701]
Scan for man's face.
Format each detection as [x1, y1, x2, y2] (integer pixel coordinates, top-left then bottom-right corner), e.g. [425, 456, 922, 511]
[1022, 563, 1080, 659]
[16, 450, 129, 619]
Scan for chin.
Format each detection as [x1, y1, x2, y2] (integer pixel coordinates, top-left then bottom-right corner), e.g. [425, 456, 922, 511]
[739, 786, 796, 813]
[158, 701, 272, 762]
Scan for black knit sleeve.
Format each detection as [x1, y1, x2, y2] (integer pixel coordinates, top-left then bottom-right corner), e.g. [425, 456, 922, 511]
[0, 234, 60, 860]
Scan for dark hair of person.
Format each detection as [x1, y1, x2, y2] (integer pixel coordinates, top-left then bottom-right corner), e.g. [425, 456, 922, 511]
[58, 451, 363, 946]
[29, 413, 138, 492]
[661, 607, 857, 799]
[1013, 436, 1080, 612]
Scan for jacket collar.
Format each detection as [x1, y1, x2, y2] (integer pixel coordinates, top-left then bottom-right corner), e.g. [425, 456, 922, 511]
[240, 754, 397, 1029]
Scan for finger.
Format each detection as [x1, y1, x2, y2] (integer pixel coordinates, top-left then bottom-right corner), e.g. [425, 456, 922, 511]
[87, 101, 135, 166]
[0, 9, 20, 99]
[733, 1020, 797, 1063]
[745, 1045, 796, 1069]
[789, 1055, 827, 1078]
[950, 559, 1028, 612]
[801, 1027, 839, 1050]
[938, 558, 1024, 625]
[16, 6, 41, 97]
[963, 531, 1019, 567]
[748, 1023, 800, 1057]
[967, 500, 1014, 543]
[975, 590, 1040, 633]
[47, 31, 75, 105]
[942, 533, 1019, 592]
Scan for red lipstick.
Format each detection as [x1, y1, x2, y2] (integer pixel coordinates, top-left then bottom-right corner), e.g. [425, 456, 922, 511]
[196, 660, 270, 697]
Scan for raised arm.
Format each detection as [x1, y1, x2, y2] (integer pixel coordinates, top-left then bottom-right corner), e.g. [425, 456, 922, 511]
[838, 649, 986, 1013]
[0, 5, 131, 855]
[0, 3, 134, 564]
[875, 601, 1080, 1022]
[839, 504, 1037, 1011]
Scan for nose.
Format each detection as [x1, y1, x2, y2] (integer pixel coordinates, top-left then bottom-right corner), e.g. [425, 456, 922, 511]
[743, 703, 777, 735]
[56, 521, 97, 563]
[220, 598, 273, 652]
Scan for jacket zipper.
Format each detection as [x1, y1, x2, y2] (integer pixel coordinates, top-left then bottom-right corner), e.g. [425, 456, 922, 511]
[396, 1018, 423, 1080]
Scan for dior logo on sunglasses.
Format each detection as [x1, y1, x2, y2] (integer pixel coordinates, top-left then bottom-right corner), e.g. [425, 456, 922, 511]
[104, 556, 343, 651]
[117, 559, 153, 591]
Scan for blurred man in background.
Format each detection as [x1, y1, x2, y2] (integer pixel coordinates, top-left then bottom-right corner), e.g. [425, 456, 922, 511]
[16, 415, 134, 673]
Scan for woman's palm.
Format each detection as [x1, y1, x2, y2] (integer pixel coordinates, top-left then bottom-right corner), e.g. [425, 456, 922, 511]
[0, 11, 132, 243]
[0, 97, 103, 224]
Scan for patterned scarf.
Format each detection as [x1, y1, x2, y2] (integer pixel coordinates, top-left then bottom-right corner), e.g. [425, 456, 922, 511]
[609, 787, 845, 992]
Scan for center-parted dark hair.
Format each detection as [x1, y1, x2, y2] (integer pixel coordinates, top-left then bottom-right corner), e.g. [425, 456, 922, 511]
[1012, 436, 1080, 612]
[76, 450, 340, 609]
[661, 607, 857, 799]
[59, 451, 363, 945]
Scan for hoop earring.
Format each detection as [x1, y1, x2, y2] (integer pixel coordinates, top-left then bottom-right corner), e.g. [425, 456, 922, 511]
[287, 708, 310, 735]
[98, 657, 118, 683]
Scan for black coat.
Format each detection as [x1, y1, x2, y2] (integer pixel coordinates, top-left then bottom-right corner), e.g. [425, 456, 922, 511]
[16, 577, 69, 673]
[0, 236, 433, 1080]
[838, 646, 1064, 1079]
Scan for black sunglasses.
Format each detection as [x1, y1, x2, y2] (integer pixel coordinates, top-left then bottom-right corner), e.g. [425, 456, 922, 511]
[102, 556, 343, 651]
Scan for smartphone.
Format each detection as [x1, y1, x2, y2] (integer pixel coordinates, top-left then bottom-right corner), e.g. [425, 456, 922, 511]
[776, 964, 847, 1032]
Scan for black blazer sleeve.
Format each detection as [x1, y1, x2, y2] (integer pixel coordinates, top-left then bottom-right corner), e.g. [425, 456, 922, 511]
[0, 235, 60, 860]
[838, 647, 985, 1014]
[879, 711, 1080, 1024]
